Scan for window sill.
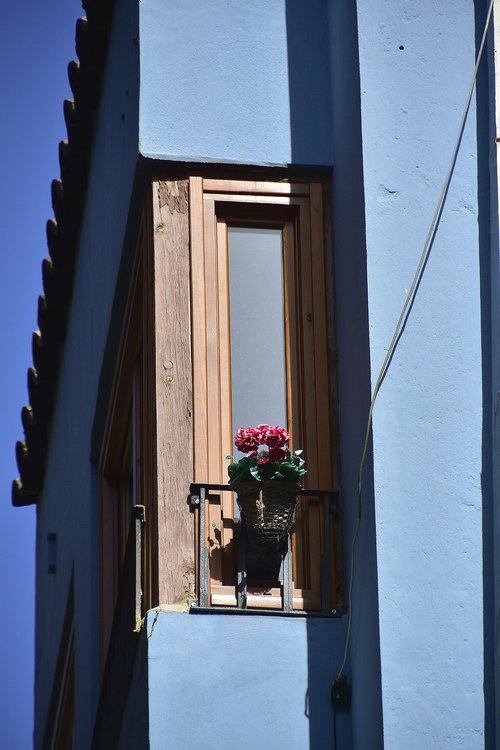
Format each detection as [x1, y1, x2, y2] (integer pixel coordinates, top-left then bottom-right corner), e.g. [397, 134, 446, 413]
[189, 604, 342, 618]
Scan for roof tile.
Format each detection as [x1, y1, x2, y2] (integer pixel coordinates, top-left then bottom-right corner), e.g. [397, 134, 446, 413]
[12, 0, 116, 507]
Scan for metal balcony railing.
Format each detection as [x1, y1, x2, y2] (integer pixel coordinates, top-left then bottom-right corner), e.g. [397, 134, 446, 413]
[189, 484, 340, 615]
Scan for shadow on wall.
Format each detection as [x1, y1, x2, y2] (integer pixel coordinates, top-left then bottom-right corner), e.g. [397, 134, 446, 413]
[303, 619, 351, 748]
[284, 0, 333, 168]
[285, 0, 383, 747]
[473, 0, 498, 745]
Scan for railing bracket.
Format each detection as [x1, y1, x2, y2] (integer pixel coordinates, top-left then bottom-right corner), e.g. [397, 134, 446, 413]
[188, 494, 200, 509]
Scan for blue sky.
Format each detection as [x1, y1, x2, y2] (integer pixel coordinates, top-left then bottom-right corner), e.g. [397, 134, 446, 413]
[0, 1, 83, 746]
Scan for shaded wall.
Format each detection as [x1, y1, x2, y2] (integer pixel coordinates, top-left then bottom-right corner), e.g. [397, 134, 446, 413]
[117, 631, 149, 750]
[478, 1, 500, 745]
[34, 1, 140, 747]
[324, 1, 384, 747]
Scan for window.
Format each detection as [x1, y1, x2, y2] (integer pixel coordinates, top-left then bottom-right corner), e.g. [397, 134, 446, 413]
[97, 177, 341, 636]
[99, 219, 155, 671]
[189, 178, 341, 611]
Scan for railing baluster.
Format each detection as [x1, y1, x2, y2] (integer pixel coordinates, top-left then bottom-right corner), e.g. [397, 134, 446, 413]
[282, 534, 293, 612]
[236, 519, 247, 609]
[198, 486, 209, 608]
[321, 493, 331, 614]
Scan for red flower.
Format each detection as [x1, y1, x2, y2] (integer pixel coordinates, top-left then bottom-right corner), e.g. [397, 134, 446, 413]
[268, 447, 287, 462]
[257, 455, 270, 465]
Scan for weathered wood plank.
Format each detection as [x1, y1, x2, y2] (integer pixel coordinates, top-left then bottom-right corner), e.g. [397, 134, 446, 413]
[152, 180, 195, 604]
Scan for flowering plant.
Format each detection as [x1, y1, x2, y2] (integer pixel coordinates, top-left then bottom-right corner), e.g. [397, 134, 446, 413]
[227, 424, 306, 487]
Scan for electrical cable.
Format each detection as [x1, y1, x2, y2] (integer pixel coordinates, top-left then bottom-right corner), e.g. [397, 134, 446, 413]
[336, 0, 495, 681]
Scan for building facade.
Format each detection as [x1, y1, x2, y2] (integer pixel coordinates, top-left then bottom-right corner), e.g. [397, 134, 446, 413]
[13, 0, 500, 748]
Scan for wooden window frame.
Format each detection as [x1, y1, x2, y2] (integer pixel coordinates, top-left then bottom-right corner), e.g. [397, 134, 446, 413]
[189, 177, 341, 612]
[98, 215, 156, 674]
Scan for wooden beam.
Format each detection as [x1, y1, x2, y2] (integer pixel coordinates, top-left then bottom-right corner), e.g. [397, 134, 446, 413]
[151, 180, 195, 604]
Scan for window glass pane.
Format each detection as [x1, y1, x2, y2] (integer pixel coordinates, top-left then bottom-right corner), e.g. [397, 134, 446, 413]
[228, 227, 287, 452]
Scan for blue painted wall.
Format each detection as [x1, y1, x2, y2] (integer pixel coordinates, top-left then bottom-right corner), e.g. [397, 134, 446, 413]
[33, 0, 495, 747]
[356, 1, 485, 746]
[139, 0, 333, 167]
[33, 1, 140, 747]
[145, 611, 350, 750]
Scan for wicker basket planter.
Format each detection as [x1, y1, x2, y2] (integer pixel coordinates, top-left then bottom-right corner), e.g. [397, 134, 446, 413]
[235, 480, 300, 542]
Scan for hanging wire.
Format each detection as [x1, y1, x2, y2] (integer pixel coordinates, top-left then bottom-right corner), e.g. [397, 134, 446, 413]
[336, 0, 495, 680]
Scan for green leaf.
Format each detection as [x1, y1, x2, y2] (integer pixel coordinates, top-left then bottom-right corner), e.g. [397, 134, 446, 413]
[248, 465, 259, 480]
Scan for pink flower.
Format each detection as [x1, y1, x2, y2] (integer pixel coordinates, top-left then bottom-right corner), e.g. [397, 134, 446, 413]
[235, 427, 261, 453]
[260, 424, 290, 450]
[234, 424, 290, 454]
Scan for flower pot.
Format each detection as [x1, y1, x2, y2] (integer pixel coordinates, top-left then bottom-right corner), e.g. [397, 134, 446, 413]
[235, 480, 300, 542]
